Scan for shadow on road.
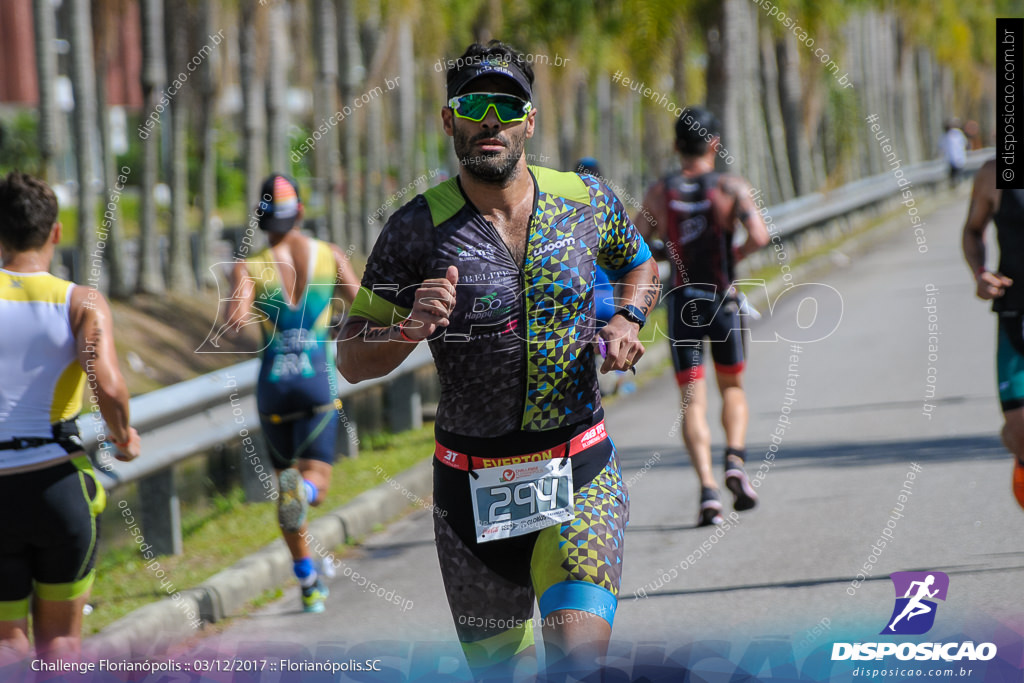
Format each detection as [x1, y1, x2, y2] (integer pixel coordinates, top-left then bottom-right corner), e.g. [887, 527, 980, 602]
[615, 434, 1007, 472]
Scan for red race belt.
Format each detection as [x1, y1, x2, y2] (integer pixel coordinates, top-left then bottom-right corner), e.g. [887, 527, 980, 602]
[435, 421, 608, 471]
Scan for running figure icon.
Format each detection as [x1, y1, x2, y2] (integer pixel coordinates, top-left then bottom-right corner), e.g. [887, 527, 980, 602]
[887, 575, 938, 631]
[881, 571, 949, 635]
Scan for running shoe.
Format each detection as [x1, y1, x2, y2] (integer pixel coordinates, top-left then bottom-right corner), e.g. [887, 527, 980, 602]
[698, 486, 724, 527]
[725, 456, 758, 511]
[277, 468, 308, 532]
[1014, 458, 1024, 511]
[301, 577, 329, 613]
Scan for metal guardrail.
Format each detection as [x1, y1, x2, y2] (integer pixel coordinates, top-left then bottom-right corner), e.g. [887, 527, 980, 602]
[769, 149, 990, 237]
[78, 344, 434, 554]
[78, 152, 992, 555]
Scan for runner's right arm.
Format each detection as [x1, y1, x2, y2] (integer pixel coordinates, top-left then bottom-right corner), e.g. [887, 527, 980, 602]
[962, 160, 1013, 300]
[223, 260, 257, 333]
[70, 287, 140, 461]
[338, 266, 458, 383]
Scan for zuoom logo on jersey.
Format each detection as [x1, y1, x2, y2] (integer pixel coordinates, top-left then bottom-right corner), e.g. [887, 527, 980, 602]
[881, 571, 948, 635]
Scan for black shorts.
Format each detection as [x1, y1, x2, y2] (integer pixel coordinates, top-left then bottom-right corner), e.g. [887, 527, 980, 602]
[432, 423, 627, 665]
[667, 287, 746, 384]
[259, 406, 339, 470]
[0, 456, 105, 619]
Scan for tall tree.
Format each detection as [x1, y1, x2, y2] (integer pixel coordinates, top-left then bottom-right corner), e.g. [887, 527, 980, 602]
[66, 0, 99, 285]
[314, 0, 342, 246]
[776, 33, 816, 195]
[32, 0, 59, 185]
[164, 0, 194, 292]
[239, 2, 266, 206]
[396, 13, 417, 189]
[759, 26, 794, 200]
[196, 0, 219, 289]
[92, 0, 129, 298]
[338, 0, 364, 248]
[265, 1, 290, 174]
[137, 0, 166, 293]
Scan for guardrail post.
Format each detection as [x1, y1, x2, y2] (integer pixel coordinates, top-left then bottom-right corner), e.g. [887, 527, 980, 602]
[337, 417, 358, 458]
[240, 438, 278, 503]
[138, 469, 183, 556]
[386, 372, 422, 433]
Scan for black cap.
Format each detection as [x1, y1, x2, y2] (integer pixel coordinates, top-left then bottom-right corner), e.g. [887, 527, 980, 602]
[256, 174, 302, 233]
[446, 55, 533, 101]
[675, 107, 721, 154]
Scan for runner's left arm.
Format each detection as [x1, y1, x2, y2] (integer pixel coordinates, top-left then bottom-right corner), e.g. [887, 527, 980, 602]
[594, 181, 661, 373]
[723, 175, 770, 261]
[962, 159, 1013, 300]
[70, 287, 140, 461]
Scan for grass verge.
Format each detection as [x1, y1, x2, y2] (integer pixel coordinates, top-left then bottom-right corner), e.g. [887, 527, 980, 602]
[84, 424, 436, 636]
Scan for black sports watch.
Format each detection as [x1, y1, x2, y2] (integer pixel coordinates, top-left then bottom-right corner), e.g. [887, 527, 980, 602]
[614, 304, 646, 330]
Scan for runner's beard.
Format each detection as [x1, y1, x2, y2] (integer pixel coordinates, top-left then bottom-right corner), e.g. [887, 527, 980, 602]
[453, 126, 525, 185]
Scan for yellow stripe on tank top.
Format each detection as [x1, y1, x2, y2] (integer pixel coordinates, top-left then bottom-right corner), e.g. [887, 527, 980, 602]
[50, 359, 86, 423]
[0, 270, 70, 303]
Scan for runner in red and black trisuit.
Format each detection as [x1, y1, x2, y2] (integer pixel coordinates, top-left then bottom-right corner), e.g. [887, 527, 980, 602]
[640, 107, 769, 526]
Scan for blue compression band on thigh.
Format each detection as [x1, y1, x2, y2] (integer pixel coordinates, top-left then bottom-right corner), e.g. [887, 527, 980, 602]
[538, 580, 617, 625]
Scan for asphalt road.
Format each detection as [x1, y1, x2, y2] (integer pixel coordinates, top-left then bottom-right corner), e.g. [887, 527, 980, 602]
[178, 191, 1024, 681]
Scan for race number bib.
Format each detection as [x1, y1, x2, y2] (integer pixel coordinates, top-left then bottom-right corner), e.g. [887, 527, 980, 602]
[470, 457, 574, 543]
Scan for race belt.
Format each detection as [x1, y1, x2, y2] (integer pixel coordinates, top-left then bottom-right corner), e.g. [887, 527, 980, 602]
[434, 420, 607, 471]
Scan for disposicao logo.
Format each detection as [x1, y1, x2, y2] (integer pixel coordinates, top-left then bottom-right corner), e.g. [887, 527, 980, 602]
[831, 570, 997, 662]
[882, 571, 948, 635]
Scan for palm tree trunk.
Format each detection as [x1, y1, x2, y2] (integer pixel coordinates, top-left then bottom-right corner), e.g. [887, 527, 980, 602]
[265, 1, 289, 174]
[339, 0, 363, 248]
[776, 33, 815, 194]
[165, 0, 193, 292]
[240, 3, 266, 207]
[897, 22, 923, 163]
[196, 0, 218, 289]
[760, 26, 794, 199]
[314, 0, 341, 245]
[67, 0, 99, 285]
[137, 0, 166, 293]
[92, 1, 128, 298]
[32, 0, 59, 185]
[396, 16, 416, 188]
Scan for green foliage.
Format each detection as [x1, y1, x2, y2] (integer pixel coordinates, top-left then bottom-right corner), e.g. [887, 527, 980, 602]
[0, 112, 43, 176]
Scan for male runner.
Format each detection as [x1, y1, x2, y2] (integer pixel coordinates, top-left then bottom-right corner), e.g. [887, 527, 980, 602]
[0, 172, 141, 661]
[338, 41, 659, 679]
[961, 159, 1024, 510]
[640, 107, 769, 526]
[224, 174, 359, 611]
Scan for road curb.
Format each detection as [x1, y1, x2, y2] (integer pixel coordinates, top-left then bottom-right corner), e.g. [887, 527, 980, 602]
[85, 459, 435, 658]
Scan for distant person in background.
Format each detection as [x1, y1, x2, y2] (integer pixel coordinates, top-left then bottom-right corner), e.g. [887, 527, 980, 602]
[575, 158, 635, 396]
[963, 120, 982, 151]
[639, 107, 769, 526]
[0, 172, 140, 662]
[941, 118, 969, 188]
[961, 159, 1024, 511]
[223, 174, 359, 613]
